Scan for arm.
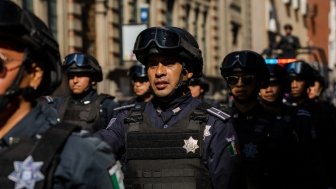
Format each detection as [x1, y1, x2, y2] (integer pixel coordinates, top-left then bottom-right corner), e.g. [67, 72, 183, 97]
[203, 116, 240, 189]
[94, 110, 128, 158]
[53, 135, 118, 189]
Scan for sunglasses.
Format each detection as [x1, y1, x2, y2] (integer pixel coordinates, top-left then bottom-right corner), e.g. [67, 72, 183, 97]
[133, 27, 199, 57]
[0, 53, 22, 78]
[225, 75, 256, 86]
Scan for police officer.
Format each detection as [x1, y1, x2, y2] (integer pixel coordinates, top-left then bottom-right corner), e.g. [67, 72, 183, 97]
[276, 24, 301, 58]
[55, 52, 119, 132]
[0, 1, 120, 188]
[95, 26, 239, 189]
[220, 50, 281, 189]
[285, 60, 336, 189]
[259, 63, 298, 188]
[308, 68, 327, 101]
[189, 76, 209, 99]
[127, 62, 153, 103]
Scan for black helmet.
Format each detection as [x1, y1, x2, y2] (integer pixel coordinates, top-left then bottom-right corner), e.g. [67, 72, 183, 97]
[267, 64, 286, 83]
[220, 50, 270, 88]
[133, 26, 203, 77]
[284, 60, 315, 86]
[63, 53, 103, 82]
[128, 62, 147, 79]
[189, 77, 209, 93]
[0, 0, 61, 95]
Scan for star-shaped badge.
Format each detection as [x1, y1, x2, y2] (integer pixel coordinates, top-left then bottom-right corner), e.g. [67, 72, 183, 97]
[203, 125, 211, 140]
[243, 142, 258, 158]
[183, 136, 199, 153]
[8, 155, 45, 189]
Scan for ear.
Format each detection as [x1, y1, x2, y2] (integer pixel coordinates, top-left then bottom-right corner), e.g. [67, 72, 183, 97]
[29, 63, 43, 90]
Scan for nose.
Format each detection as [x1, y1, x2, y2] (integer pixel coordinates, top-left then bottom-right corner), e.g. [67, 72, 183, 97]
[155, 62, 166, 77]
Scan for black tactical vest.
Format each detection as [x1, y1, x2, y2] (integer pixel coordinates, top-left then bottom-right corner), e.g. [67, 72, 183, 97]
[0, 123, 79, 189]
[123, 103, 212, 189]
[58, 94, 110, 132]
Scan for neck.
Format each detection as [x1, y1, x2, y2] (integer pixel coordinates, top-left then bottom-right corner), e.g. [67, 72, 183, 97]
[234, 99, 257, 113]
[0, 98, 32, 139]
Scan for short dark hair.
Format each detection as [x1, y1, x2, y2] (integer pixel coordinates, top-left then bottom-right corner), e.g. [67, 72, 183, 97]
[284, 24, 293, 30]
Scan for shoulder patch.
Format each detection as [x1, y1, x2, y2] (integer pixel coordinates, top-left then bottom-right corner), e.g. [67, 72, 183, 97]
[113, 104, 136, 111]
[206, 107, 231, 121]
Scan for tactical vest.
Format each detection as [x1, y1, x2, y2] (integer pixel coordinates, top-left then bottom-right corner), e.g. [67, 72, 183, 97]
[0, 123, 79, 189]
[58, 94, 111, 132]
[123, 103, 212, 189]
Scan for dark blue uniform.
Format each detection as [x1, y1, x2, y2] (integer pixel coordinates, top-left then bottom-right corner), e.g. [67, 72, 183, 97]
[290, 99, 336, 189]
[222, 103, 282, 189]
[54, 89, 119, 132]
[0, 102, 117, 189]
[95, 93, 239, 189]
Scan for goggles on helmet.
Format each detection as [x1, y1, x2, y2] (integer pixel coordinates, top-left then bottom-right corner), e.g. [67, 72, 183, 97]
[63, 53, 100, 71]
[285, 62, 305, 75]
[133, 27, 199, 58]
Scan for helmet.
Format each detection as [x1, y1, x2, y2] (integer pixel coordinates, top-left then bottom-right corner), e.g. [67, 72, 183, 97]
[133, 26, 203, 77]
[284, 60, 315, 86]
[189, 77, 209, 93]
[128, 62, 147, 79]
[220, 50, 270, 88]
[0, 0, 61, 95]
[63, 53, 103, 82]
[266, 64, 286, 83]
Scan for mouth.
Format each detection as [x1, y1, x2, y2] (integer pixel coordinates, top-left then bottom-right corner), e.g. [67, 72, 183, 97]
[154, 81, 169, 90]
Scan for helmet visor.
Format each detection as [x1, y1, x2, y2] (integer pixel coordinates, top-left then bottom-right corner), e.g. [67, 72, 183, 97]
[133, 27, 199, 58]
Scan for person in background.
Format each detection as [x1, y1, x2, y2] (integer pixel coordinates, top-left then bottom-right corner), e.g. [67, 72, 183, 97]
[55, 53, 119, 132]
[276, 23, 301, 58]
[188, 76, 209, 99]
[0, 1, 121, 188]
[285, 60, 336, 189]
[259, 63, 298, 189]
[220, 50, 287, 189]
[95, 26, 239, 189]
[308, 68, 326, 101]
[127, 62, 153, 103]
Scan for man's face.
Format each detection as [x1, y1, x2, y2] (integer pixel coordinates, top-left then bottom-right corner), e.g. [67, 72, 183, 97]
[68, 73, 91, 94]
[308, 81, 323, 99]
[290, 78, 306, 98]
[225, 72, 257, 101]
[147, 55, 192, 97]
[259, 83, 281, 102]
[189, 84, 203, 98]
[132, 77, 150, 96]
[0, 42, 25, 95]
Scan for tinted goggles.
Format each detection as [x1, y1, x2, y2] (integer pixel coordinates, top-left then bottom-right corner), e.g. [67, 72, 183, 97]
[225, 75, 256, 86]
[285, 62, 304, 75]
[133, 27, 199, 56]
[64, 53, 90, 68]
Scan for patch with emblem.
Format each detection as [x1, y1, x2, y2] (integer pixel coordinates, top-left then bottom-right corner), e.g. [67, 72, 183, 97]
[183, 136, 199, 153]
[243, 142, 258, 158]
[8, 155, 44, 189]
[226, 136, 240, 156]
[203, 125, 211, 140]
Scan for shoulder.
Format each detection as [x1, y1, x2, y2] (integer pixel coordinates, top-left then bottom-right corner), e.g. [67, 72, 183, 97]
[196, 102, 230, 121]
